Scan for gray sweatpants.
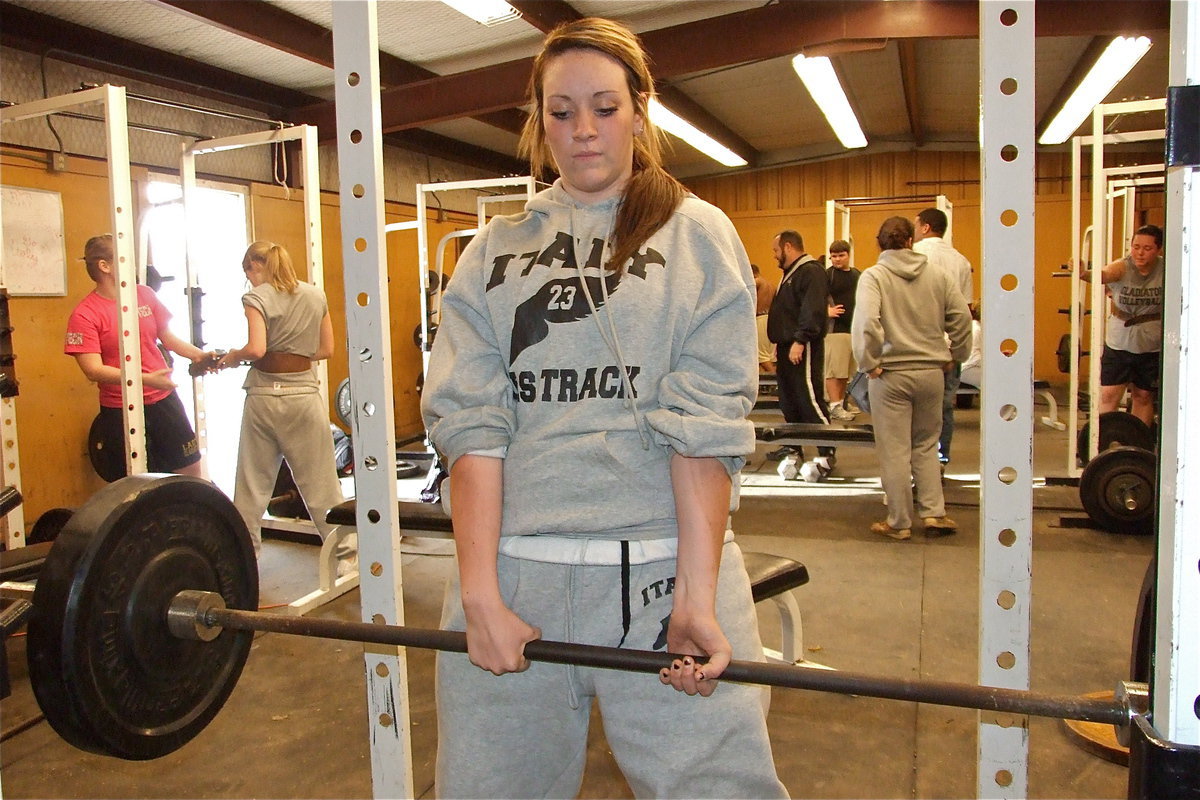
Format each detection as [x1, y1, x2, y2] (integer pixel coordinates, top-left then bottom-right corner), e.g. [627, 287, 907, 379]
[232, 387, 344, 554]
[436, 541, 789, 799]
[868, 368, 946, 529]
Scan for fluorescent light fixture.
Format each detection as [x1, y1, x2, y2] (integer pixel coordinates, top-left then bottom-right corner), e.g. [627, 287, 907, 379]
[440, 0, 521, 27]
[648, 98, 748, 167]
[791, 54, 867, 149]
[1039, 36, 1152, 145]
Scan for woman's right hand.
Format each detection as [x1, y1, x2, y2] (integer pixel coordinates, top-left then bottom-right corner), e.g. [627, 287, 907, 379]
[463, 602, 541, 675]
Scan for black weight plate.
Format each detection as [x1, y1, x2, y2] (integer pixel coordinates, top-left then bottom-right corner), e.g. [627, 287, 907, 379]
[26, 474, 258, 760]
[1130, 558, 1155, 683]
[396, 459, 422, 480]
[28, 507, 74, 545]
[1077, 411, 1154, 464]
[1079, 446, 1156, 535]
[335, 378, 352, 430]
[87, 413, 126, 483]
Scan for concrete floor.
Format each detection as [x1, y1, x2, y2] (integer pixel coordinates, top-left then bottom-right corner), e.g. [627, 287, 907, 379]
[1, 390, 1154, 799]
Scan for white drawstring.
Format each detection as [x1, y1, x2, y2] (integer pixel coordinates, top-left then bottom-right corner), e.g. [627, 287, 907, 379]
[572, 206, 651, 449]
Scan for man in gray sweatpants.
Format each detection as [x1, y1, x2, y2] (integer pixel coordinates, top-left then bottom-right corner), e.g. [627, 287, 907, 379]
[851, 217, 972, 540]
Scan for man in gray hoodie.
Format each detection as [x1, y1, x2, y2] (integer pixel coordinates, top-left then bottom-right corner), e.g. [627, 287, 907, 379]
[851, 217, 972, 540]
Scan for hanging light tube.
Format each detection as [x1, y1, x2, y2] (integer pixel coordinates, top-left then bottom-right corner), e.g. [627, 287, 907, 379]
[791, 54, 868, 150]
[1039, 36, 1153, 145]
[648, 98, 748, 168]
[440, 0, 521, 27]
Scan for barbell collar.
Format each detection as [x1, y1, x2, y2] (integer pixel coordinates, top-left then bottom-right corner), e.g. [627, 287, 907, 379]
[181, 592, 1129, 727]
[168, 589, 226, 643]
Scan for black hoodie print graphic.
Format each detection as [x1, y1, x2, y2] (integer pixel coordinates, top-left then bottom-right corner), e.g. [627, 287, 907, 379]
[509, 269, 622, 363]
[507, 243, 667, 364]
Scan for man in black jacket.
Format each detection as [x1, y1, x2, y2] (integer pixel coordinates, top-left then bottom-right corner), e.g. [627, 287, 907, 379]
[767, 230, 834, 479]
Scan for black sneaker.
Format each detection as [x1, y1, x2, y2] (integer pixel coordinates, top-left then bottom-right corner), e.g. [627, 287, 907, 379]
[766, 446, 796, 461]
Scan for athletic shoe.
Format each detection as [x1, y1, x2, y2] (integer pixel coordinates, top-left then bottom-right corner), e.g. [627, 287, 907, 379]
[813, 454, 836, 473]
[922, 516, 958, 536]
[766, 446, 796, 461]
[870, 521, 911, 541]
[829, 402, 858, 422]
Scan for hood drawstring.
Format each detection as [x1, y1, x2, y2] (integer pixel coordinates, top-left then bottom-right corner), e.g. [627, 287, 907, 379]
[616, 541, 631, 648]
[572, 206, 652, 450]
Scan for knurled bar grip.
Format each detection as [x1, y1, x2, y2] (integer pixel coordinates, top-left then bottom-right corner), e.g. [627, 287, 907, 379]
[199, 602, 1127, 726]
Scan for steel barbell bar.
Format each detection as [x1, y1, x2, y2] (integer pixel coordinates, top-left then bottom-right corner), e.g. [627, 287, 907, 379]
[11, 474, 1143, 761]
[169, 589, 1131, 727]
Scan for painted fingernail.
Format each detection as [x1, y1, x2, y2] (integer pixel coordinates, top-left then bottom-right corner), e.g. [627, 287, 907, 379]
[682, 657, 693, 667]
[672, 662, 681, 670]
[696, 672, 706, 681]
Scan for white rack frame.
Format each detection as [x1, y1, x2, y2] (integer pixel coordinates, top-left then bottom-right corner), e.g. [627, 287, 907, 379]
[0, 86, 143, 533]
[978, 4, 1035, 795]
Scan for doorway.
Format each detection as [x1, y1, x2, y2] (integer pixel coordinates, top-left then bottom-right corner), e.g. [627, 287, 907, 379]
[142, 177, 249, 496]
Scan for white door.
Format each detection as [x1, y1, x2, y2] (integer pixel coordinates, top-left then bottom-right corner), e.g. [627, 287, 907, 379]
[142, 177, 249, 496]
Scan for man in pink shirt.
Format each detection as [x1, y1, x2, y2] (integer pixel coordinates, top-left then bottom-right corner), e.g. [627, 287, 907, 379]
[64, 234, 209, 477]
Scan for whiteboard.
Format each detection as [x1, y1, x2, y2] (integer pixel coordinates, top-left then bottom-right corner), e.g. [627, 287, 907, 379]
[0, 185, 67, 296]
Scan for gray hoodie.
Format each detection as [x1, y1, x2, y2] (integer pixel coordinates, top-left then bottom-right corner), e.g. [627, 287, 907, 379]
[421, 180, 758, 541]
[851, 248, 972, 372]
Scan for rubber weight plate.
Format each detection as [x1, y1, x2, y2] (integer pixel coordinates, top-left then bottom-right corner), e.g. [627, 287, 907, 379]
[26, 474, 259, 759]
[87, 413, 126, 483]
[335, 377, 353, 430]
[1077, 411, 1154, 464]
[1078, 446, 1156, 535]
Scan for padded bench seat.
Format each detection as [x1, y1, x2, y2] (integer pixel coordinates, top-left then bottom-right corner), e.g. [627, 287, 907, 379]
[742, 551, 809, 601]
[326, 499, 454, 535]
[0, 541, 53, 582]
[756, 422, 874, 447]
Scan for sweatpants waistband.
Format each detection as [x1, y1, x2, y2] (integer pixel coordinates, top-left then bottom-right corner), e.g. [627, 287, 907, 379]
[498, 530, 735, 566]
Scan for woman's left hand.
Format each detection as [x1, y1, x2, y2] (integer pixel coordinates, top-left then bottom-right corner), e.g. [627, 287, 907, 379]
[658, 609, 730, 697]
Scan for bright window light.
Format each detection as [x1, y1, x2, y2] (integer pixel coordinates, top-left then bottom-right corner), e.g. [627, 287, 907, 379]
[648, 98, 748, 168]
[791, 54, 867, 150]
[440, 0, 521, 27]
[1039, 36, 1152, 145]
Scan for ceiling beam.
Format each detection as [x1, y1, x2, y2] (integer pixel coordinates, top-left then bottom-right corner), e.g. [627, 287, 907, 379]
[149, 0, 526, 135]
[897, 40, 924, 148]
[383, 130, 526, 176]
[1035, 36, 1111, 141]
[0, 1, 522, 173]
[294, 0, 1168, 137]
[507, 0, 580, 33]
[0, 1, 310, 114]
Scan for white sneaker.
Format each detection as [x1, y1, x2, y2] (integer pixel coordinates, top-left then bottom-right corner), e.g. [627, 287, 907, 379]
[336, 554, 358, 578]
[829, 402, 858, 421]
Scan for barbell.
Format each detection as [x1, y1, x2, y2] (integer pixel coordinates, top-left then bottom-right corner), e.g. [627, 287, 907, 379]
[7, 474, 1143, 762]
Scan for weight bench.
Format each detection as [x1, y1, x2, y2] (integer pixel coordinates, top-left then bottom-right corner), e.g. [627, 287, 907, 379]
[282, 499, 456, 616]
[957, 379, 1065, 430]
[756, 422, 875, 449]
[742, 551, 831, 669]
[0, 541, 53, 583]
